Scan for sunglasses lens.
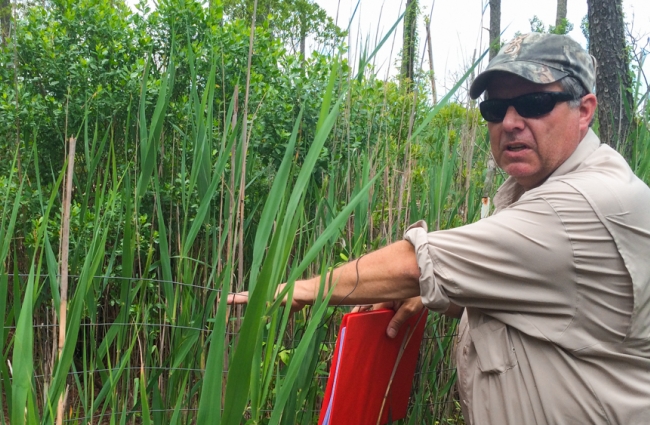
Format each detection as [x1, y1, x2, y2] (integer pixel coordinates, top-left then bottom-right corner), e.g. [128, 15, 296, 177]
[479, 100, 508, 123]
[513, 93, 557, 118]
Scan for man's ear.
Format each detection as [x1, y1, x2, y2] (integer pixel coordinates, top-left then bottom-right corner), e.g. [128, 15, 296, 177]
[579, 93, 598, 131]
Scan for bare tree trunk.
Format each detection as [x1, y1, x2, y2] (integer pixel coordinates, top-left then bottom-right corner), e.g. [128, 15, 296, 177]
[488, 0, 501, 61]
[462, 115, 477, 223]
[425, 17, 437, 105]
[481, 157, 496, 218]
[484, 0, 501, 217]
[587, 0, 634, 161]
[555, 0, 568, 29]
[56, 137, 76, 425]
[300, 33, 305, 63]
[299, 7, 306, 65]
[0, 0, 10, 46]
[401, 0, 418, 89]
[11, 0, 20, 178]
[237, 0, 258, 290]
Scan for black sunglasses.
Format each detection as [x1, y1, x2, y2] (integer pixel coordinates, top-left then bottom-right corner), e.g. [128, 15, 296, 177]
[479, 91, 577, 123]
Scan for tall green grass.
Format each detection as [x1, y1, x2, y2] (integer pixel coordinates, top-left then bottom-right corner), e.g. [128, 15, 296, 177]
[0, 42, 482, 424]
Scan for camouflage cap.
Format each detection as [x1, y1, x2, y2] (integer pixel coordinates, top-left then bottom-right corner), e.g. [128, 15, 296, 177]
[469, 33, 596, 99]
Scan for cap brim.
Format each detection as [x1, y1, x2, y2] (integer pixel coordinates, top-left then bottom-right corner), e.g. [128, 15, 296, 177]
[469, 63, 568, 99]
[469, 70, 499, 99]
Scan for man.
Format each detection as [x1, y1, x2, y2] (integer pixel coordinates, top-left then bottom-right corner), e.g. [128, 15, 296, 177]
[230, 33, 650, 424]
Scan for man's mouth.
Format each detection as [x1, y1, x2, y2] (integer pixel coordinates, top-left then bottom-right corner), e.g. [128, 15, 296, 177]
[506, 144, 528, 152]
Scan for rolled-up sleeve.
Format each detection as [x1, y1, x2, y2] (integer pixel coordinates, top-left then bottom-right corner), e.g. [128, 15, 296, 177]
[405, 220, 451, 312]
[404, 194, 579, 335]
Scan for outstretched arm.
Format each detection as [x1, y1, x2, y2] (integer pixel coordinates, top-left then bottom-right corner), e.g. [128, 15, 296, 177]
[227, 239, 464, 337]
[228, 240, 421, 308]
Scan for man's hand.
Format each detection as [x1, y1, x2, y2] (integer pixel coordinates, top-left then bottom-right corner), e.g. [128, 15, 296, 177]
[226, 282, 310, 313]
[352, 297, 425, 338]
[352, 297, 464, 338]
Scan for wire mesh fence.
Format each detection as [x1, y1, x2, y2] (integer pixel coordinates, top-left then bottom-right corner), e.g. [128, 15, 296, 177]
[2, 274, 461, 424]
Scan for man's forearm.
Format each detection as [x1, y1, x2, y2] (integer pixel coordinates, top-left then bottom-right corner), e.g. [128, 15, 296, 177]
[293, 240, 422, 305]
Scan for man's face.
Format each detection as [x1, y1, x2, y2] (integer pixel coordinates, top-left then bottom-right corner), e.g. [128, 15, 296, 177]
[485, 74, 595, 190]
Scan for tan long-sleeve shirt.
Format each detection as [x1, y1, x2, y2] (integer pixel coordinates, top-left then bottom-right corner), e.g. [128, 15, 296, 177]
[405, 130, 650, 425]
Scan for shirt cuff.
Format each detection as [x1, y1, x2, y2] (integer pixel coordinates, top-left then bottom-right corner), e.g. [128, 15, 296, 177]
[404, 220, 451, 313]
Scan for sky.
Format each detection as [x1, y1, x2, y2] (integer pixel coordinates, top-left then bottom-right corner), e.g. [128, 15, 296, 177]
[312, 0, 650, 101]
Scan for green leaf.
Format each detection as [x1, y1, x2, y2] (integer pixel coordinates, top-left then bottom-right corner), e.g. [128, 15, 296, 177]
[136, 47, 176, 199]
[11, 265, 35, 425]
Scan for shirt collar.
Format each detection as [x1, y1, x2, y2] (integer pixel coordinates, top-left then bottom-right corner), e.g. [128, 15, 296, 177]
[493, 129, 600, 211]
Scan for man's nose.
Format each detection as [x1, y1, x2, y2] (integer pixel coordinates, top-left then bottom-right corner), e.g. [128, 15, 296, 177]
[501, 106, 526, 131]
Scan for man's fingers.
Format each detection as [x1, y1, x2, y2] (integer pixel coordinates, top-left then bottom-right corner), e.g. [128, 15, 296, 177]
[371, 301, 396, 311]
[351, 305, 373, 313]
[225, 290, 308, 314]
[387, 311, 409, 339]
[351, 301, 399, 313]
[386, 297, 424, 338]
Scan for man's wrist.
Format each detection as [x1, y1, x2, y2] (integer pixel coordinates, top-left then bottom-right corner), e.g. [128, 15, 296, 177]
[292, 278, 318, 306]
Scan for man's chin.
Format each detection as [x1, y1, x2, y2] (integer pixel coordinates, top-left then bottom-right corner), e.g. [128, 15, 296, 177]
[503, 166, 544, 189]
[503, 164, 536, 178]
